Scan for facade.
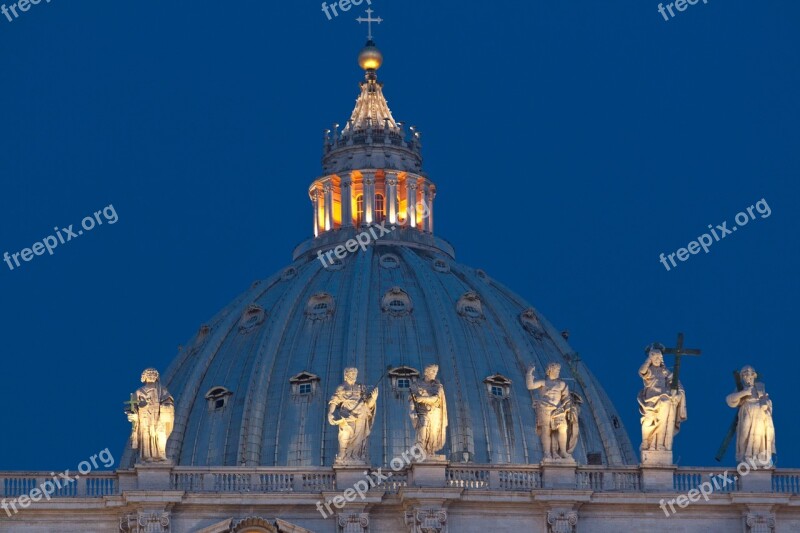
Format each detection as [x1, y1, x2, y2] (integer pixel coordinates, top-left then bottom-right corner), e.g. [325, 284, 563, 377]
[0, 38, 798, 533]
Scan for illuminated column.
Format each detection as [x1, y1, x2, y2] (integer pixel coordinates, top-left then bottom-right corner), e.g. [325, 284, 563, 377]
[323, 181, 334, 232]
[429, 186, 436, 233]
[386, 172, 398, 225]
[406, 179, 417, 229]
[341, 173, 353, 227]
[419, 182, 429, 232]
[364, 171, 375, 225]
[311, 188, 320, 237]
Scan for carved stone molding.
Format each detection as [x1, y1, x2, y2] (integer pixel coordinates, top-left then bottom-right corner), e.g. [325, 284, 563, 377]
[120, 511, 170, 533]
[337, 512, 369, 533]
[546, 509, 578, 533]
[230, 516, 279, 533]
[405, 507, 447, 533]
[746, 512, 776, 533]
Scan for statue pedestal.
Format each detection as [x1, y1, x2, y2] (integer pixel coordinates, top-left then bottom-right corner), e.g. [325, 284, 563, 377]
[641, 449, 673, 466]
[410, 457, 448, 488]
[135, 461, 174, 491]
[333, 463, 370, 490]
[640, 449, 675, 491]
[541, 460, 577, 489]
[739, 465, 774, 492]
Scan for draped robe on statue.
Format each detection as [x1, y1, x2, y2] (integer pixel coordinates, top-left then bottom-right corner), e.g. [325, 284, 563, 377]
[410, 379, 448, 456]
[328, 384, 378, 463]
[133, 382, 174, 462]
[727, 382, 776, 463]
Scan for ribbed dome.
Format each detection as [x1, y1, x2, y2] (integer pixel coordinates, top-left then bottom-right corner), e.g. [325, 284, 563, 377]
[122, 232, 636, 468]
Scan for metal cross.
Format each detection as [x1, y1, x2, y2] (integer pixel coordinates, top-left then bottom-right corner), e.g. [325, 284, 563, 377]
[123, 394, 139, 413]
[356, 8, 383, 41]
[663, 332, 701, 392]
[715, 370, 743, 462]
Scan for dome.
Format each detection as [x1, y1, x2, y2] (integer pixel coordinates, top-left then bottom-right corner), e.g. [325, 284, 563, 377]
[121, 40, 637, 470]
[123, 231, 635, 468]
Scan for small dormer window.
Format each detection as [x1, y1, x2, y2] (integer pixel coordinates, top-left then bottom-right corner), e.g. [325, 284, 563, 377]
[382, 287, 413, 317]
[239, 304, 266, 333]
[388, 366, 420, 394]
[432, 258, 450, 273]
[457, 292, 484, 321]
[290, 371, 320, 397]
[484, 374, 511, 399]
[281, 267, 298, 281]
[520, 309, 545, 340]
[306, 293, 335, 320]
[380, 253, 400, 269]
[205, 386, 233, 412]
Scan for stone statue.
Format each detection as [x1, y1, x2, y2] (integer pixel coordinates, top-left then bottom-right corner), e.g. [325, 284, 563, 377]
[526, 362, 581, 461]
[726, 365, 775, 464]
[328, 368, 379, 465]
[126, 368, 175, 463]
[409, 364, 448, 459]
[638, 343, 686, 452]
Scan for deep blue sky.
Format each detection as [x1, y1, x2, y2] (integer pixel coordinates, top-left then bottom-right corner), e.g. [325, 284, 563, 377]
[0, 1, 797, 470]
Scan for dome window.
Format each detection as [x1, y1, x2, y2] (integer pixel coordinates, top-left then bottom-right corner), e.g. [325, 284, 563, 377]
[306, 293, 335, 320]
[388, 366, 420, 394]
[484, 374, 511, 399]
[205, 386, 232, 412]
[476, 269, 489, 281]
[382, 287, 413, 317]
[238, 304, 266, 333]
[355, 194, 364, 227]
[432, 258, 450, 273]
[281, 267, 298, 281]
[375, 193, 386, 223]
[380, 253, 400, 269]
[520, 309, 545, 340]
[457, 292, 484, 321]
[290, 371, 320, 397]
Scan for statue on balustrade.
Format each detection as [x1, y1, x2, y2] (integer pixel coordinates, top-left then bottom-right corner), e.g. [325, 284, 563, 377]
[638, 343, 686, 452]
[726, 365, 775, 465]
[409, 364, 448, 459]
[527, 362, 581, 462]
[328, 367, 379, 465]
[125, 368, 175, 463]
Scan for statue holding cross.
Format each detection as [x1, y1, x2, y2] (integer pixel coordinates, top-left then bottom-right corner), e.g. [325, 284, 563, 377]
[637, 334, 699, 455]
[724, 365, 775, 465]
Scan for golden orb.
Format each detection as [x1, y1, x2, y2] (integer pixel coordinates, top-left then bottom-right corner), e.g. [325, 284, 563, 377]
[358, 42, 383, 71]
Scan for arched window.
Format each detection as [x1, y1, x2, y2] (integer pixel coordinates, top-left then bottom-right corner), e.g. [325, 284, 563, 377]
[375, 193, 385, 223]
[355, 195, 364, 226]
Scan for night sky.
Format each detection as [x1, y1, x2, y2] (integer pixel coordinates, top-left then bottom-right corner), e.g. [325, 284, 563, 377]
[0, 1, 797, 471]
